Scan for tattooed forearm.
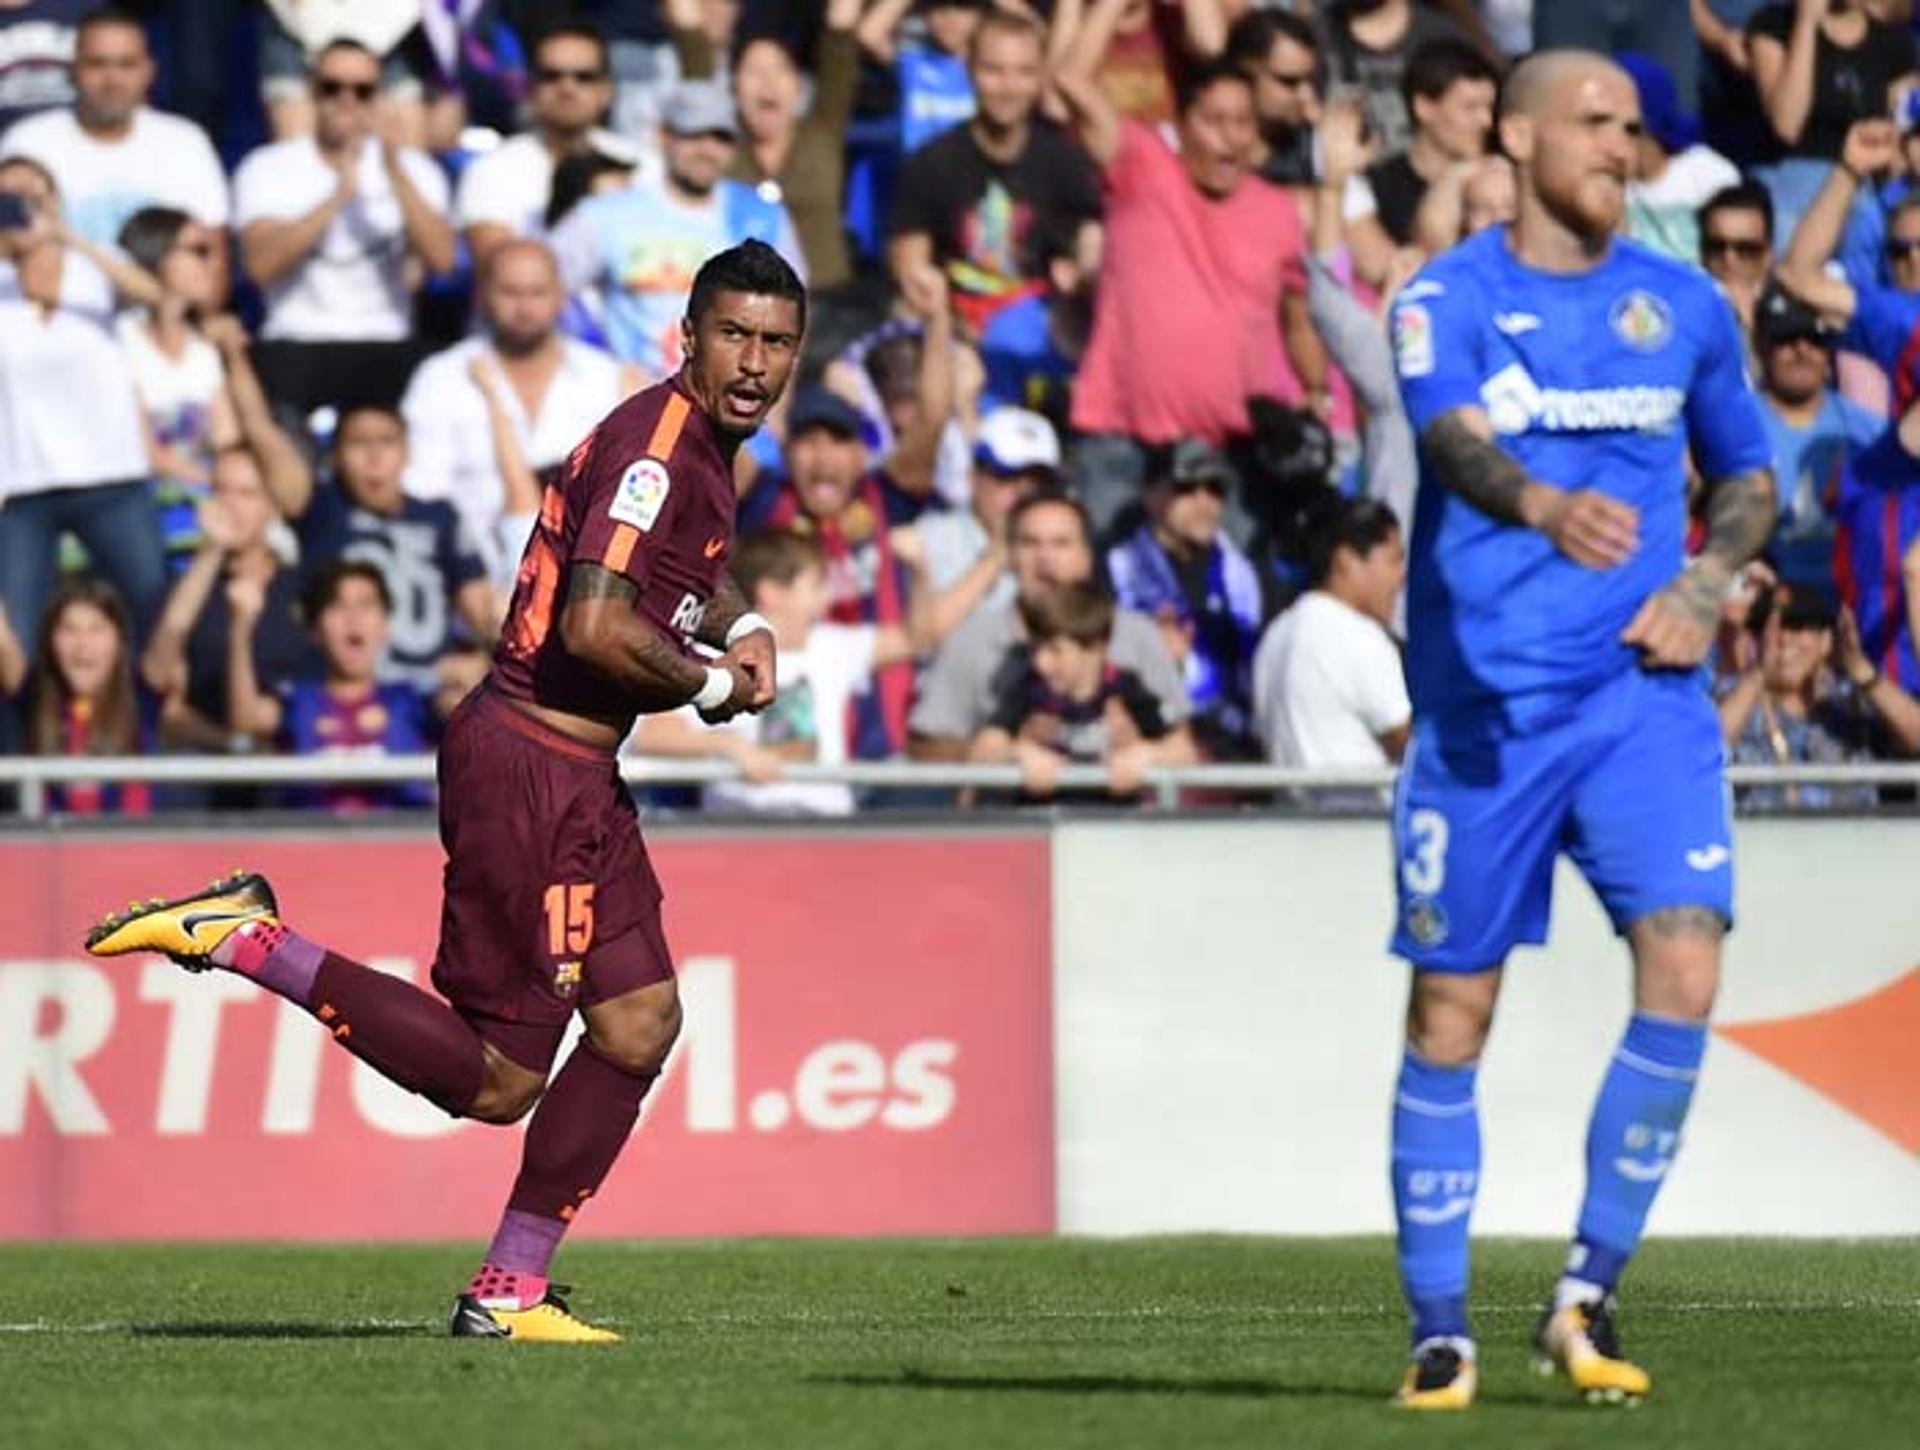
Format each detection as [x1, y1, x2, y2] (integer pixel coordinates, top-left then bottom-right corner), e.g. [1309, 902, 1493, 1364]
[564, 563, 707, 703]
[696, 573, 748, 650]
[1698, 467, 1778, 572]
[568, 562, 638, 605]
[1421, 412, 1533, 523]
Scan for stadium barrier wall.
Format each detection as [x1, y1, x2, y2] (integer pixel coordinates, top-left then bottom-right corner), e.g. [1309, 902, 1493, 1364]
[1, 820, 1913, 1240]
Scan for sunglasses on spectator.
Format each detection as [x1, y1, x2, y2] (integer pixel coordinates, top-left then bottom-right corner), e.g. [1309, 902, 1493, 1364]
[536, 66, 605, 86]
[1887, 237, 1920, 259]
[1702, 236, 1767, 260]
[315, 77, 378, 101]
[1172, 476, 1228, 497]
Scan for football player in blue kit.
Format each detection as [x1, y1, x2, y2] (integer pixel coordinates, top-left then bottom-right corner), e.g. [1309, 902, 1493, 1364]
[1384, 51, 1778, 1409]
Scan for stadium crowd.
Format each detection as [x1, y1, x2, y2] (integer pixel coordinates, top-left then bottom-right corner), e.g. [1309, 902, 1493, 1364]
[3, 0, 1919, 815]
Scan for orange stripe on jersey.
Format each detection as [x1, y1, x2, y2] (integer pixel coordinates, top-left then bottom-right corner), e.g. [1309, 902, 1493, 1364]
[603, 524, 639, 573]
[646, 391, 692, 462]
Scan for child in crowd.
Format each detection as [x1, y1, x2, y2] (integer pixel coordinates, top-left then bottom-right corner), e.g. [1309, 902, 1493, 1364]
[4, 579, 153, 813]
[968, 579, 1197, 803]
[227, 560, 440, 811]
[632, 527, 929, 816]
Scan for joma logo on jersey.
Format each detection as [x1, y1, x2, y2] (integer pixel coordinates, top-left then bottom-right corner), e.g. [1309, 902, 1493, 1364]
[670, 592, 708, 639]
[1480, 363, 1684, 437]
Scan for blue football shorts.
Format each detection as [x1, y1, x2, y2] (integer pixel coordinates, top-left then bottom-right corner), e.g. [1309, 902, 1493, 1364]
[1389, 667, 1734, 972]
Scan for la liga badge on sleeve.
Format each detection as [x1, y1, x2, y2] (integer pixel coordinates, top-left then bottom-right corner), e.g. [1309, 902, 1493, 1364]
[610, 457, 672, 531]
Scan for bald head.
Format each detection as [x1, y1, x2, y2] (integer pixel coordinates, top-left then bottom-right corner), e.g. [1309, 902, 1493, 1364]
[1501, 49, 1631, 124]
[480, 238, 565, 354]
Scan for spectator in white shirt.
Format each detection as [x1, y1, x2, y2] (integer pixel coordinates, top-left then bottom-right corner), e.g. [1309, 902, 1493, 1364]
[1252, 496, 1410, 771]
[0, 152, 168, 646]
[401, 237, 635, 597]
[0, 7, 229, 245]
[233, 38, 456, 425]
[456, 23, 634, 265]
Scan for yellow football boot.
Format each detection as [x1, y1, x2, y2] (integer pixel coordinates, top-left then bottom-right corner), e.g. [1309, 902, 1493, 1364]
[449, 1287, 621, 1343]
[85, 871, 280, 968]
[1534, 1297, 1651, 1405]
[1392, 1339, 1477, 1410]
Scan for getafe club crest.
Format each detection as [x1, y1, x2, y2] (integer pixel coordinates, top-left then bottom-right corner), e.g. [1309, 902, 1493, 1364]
[1609, 290, 1672, 352]
[1404, 897, 1450, 948]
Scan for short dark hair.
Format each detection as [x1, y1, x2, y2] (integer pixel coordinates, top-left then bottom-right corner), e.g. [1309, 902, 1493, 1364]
[545, 148, 633, 230]
[311, 37, 380, 75]
[688, 239, 808, 332]
[76, 5, 146, 43]
[1019, 578, 1113, 647]
[116, 205, 190, 276]
[1008, 485, 1094, 552]
[1225, 9, 1318, 75]
[1698, 181, 1775, 244]
[968, 7, 1045, 63]
[732, 527, 825, 604]
[1401, 37, 1496, 114]
[1306, 497, 1400, 587]
[532, 23, 610, 74]
[1176, 56, 1255, 117]
[301, 559, 392, 626]
[333, 402, 406, 448]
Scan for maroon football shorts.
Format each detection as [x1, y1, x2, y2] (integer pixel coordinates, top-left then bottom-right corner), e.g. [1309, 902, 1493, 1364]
[430, 686, 675, 1074]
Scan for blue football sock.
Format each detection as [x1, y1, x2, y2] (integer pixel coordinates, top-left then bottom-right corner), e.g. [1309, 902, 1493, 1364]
[1566, 1011, 1707, 1297]
[1392, 1048, 1481, 1345]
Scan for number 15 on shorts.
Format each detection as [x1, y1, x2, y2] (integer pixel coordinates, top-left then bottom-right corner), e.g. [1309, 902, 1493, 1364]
[544, 883, 596, 956]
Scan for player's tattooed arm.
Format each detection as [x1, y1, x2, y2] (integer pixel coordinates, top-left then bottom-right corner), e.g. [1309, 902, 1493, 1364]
[1623, 466, 1778, 669]
[561, 563, 714, 704]
[1423, 408, 1641, 568]
[693, 573, 751, 651]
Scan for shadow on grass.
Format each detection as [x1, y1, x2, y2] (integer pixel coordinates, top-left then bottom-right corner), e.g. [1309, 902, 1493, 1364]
[130, 1322, 432, 1340]
[816, 1368, 1571, 1410]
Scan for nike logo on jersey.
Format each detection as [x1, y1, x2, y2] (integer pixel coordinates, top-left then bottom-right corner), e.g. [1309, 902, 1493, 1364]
[1685, 845, 1731, 872]
[1492, 311, 1543, 335]
[704, 536, 726, 559]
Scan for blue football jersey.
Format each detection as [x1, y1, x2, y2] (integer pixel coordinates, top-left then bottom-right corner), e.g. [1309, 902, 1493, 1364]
[1392, 226, 1772, 728]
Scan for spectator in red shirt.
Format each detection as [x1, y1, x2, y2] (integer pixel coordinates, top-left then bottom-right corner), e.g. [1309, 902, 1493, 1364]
[1056, 11, 1323, 542]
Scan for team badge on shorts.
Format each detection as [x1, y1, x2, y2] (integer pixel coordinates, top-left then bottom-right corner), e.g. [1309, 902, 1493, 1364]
[1404, 896, 1450, 948]
[554, 960, 583, 997]
[610, 457, 671, 531]
[1609, 290, 1672, 352]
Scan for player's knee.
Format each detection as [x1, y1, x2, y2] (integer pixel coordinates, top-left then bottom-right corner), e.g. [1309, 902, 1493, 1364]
[1405, 977, 1495, 1066]
[1630, 908, 1724, 1021]
[586, 985, 682, 1077]
[468, 1076, 544, 1125]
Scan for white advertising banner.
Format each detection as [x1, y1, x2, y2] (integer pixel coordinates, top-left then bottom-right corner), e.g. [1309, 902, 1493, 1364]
[1054, 818, 1919, 1237]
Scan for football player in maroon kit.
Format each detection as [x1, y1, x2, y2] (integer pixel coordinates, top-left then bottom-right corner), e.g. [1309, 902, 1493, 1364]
[85, 241, 807, 1342]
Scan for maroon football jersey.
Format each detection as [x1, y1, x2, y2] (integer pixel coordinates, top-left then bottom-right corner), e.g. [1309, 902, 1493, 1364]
[491, 376, 736, 732]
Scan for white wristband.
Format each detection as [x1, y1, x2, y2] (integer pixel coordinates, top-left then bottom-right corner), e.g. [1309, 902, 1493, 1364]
[726, 611, 773, 646]
[692, 666, 733, 712]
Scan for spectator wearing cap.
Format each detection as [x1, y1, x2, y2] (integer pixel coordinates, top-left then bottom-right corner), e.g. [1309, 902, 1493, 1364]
[1716, 581, 1920, 811]
[1056, 22, 1321, 539]
[738, 386, 929, 758]
[0, 6, 229, 246]
[887, 7, 1102, 338]
[895, 405, 1061, 648]
[1250, 496, 1409, 772]
[1750, 284, 1880, 593]
[400, 238, 635, 599]
[1745, 0, 1915, 251]
[1106, 440, 1266, 756]
[1699, 181, 1777, 340]
[909, 487, 1187, 761]
[455, 24, 633, 265]
[232, 38, 457, 422]
[1616, 50, 1741, 267]
[551, 78, 805, 380]
[1227, 6, 1324, 190]
[1342, 36, 1497, 286]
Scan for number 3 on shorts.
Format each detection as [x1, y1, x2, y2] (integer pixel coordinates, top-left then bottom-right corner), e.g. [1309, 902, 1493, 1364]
[543, 883, 596, 955]
[1401, 808, 1450, 896]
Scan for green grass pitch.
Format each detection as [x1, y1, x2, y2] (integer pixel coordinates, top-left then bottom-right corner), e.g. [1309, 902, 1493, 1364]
[4, 1237, 1915, 1449]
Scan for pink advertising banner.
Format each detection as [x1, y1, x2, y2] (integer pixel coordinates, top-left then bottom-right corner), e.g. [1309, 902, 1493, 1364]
[0, 833, 1054, 1240]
